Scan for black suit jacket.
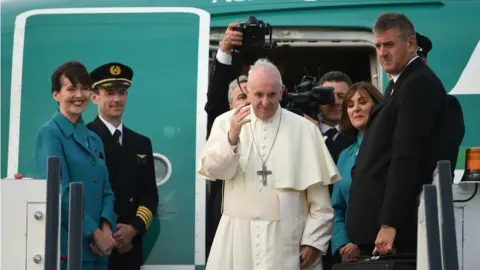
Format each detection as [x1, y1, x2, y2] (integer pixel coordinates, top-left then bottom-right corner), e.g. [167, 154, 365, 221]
[346, 57, 447, 252]
[325, 134, 356, 164]
[205, 52, 243, 138]
[87, 117, 159, 268]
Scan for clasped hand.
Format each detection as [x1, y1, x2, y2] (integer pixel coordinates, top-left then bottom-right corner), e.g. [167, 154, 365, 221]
[90, 227, 116, 256]
[113, 223, 136, 254]
[90, 223, 137, 255]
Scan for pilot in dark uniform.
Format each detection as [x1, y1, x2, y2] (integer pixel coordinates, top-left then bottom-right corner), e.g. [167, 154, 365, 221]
[87, 62, 159, 270]
[416, 32, 432, 64]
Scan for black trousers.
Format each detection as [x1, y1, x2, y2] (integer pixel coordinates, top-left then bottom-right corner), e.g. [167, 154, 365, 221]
[108, 244, 142, 270]
[323, 245, 341, 270]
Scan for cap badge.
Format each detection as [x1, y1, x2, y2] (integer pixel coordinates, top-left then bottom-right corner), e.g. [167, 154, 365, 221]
[110, 65, 121, 76]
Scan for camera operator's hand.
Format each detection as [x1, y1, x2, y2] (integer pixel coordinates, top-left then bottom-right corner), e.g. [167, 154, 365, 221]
[220, 23, 243, 54]
[228, 102, 251, 145]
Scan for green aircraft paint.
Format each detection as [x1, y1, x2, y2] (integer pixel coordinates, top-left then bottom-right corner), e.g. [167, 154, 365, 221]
[2, 0, 479, 269]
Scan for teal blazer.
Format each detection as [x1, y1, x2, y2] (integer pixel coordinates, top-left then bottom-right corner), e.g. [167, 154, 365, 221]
[331, 133, 363, 256]
[34, 111, 116, 265]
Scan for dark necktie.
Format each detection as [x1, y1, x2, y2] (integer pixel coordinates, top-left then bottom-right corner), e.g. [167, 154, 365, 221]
[384, 80, 395, 99]
[324, 128, 338, 146]
[113, 129, 121, 146]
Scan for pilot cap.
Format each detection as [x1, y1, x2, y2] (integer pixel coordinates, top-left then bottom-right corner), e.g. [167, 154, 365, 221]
[90, 62, 133, 90]
[416, 32, 432, 58]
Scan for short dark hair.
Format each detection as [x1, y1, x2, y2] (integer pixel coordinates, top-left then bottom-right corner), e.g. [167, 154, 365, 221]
[373, 12, 415, 42]
[318, 71, 352, 87]
[340, 81, 383, 137]
[51, 61, 91, 93]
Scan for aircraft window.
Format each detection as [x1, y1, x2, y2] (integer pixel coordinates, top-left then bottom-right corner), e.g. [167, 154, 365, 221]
[153, 153, 172, 186]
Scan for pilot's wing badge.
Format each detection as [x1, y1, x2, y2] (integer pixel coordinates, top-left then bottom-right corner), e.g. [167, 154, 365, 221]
[136, 154, 148, 164]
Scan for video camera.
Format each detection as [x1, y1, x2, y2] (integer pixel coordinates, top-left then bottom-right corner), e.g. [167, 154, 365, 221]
[233, 16, 275, 64]
[282, 76, 335, 119]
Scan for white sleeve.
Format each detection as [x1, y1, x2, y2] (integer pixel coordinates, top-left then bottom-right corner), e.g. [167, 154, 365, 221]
[300, 182, 334, 254]
[198, 116, 240, 180]
[216, 49, 233, 65]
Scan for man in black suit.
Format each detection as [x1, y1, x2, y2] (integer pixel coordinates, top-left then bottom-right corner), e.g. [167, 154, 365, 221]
[346, 12, 447, 256]
[316, 71, 356, 164]
[205, 22, 248, 138]
[304, 71, 355, 270]
[387, 32, 432, 81]
[87, 62, 159, 270]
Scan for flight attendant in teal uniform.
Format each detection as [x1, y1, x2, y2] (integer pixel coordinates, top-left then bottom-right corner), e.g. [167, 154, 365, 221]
[331, 82, 383, 263]
[34, 61, 117, 270]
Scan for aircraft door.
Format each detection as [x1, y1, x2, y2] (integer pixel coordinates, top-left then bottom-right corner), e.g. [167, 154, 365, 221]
[9, 7, 210, 268]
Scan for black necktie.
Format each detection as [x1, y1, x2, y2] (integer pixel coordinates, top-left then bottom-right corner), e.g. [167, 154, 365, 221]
[113, 129, 121, 146]
[384, 80, 395, 99]
[324, 128, 338, 144]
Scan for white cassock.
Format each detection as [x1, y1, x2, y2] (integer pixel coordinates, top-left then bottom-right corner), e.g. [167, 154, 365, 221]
[198, 105, 340, 270]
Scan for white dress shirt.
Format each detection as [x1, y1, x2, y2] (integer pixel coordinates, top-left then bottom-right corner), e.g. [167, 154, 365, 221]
[319, 122, 340, 141]
[98, 115, 124, 145]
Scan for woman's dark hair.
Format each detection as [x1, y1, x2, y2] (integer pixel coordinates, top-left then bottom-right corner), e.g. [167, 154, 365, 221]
[51, 61, 91, 93]
[339, 81, 384, 137]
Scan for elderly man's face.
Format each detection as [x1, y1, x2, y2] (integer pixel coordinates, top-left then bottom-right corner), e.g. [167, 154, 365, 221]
[230, 82, 247, 109]
[247, 68, 284, 120]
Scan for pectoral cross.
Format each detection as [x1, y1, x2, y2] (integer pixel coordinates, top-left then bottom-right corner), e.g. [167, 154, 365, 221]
[257, 164, 272, 185]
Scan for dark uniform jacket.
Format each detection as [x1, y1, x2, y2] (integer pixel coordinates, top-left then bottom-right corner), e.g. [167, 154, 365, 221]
[87, 117, 159, 270]
[346, 57, 447, 253]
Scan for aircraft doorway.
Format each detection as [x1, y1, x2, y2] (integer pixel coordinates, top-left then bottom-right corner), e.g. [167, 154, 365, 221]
[209, 27, 380, 91]
[9, 7, 210, 268]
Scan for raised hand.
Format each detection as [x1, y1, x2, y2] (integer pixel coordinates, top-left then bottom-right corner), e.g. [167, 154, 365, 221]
[220, 22, 243, 53]
[228, 102, 251, 145]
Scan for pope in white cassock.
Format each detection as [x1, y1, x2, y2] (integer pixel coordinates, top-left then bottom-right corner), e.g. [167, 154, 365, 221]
[198, 58, 340, 270]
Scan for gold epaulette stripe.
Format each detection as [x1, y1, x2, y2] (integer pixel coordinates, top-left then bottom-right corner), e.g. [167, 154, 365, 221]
[137, 212, 149, 228]
[137, 209, 152, 229]
[138, 206, 153, 220]
[136, 206, 153, 229]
